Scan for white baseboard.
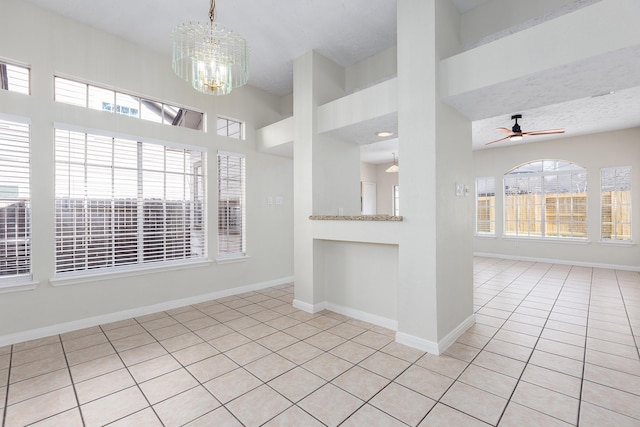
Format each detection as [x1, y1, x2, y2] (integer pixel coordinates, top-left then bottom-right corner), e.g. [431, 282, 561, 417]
[395, 332, 440, 355]
[436, 314, 476, 354]
[396, 314, 475, 355]
[474, 252, 640, 272]
[0, 276, 294, 347]
[292, 299, 327, 314]
[292, 298, 398, 331]
[325, 302, 398, 331]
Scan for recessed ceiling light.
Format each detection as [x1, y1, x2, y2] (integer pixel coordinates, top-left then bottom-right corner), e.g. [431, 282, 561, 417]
[377, 131, 394, 137]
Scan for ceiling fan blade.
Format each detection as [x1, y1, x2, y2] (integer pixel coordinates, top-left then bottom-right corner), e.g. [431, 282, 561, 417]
[522, 129, 565, 136]
[485, 135, 510, 145]
[496, 127, 512, 133]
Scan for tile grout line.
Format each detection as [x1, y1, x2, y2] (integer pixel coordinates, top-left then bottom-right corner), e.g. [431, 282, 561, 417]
[470, 261, 561, 426]
[613, 270, 640, 361]
[575, 266, 595, 427]
[56, 334, 88, 427]
[2, 345, 12, 427]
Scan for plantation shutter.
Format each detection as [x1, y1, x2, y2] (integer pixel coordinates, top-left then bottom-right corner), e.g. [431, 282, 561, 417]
[0, 118, 31, 280]
[54, 128, 206, 275]
[217, 151, 245, 258]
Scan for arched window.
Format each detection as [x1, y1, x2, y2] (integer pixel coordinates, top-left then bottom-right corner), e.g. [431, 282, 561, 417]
[504, 160, 587, 239]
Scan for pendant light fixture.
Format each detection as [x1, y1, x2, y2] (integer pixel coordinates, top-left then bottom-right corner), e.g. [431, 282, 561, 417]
[171, 0, 249, 96]
[386, 153, 399, 173]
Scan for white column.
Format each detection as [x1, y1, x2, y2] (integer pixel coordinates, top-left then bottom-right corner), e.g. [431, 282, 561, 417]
[396, 0, 474, 353]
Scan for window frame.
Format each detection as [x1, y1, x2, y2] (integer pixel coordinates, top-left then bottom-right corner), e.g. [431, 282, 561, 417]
[0, 61, 30, 94]
[216, 116, 244, 140]
[475, 176, 496, 236]
[503, 160, 587, 240]
[0, 115, 32, 288]
[600, 166, 632, 242]
[54, 76, 205, 131]
[217, 151, 246, 260]
[53, 126, 207, 279]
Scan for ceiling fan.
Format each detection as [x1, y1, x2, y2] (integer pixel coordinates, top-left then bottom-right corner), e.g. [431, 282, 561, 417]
[486, 114, 565, 145]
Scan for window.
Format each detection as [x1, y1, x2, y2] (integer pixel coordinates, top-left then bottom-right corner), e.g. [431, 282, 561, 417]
[54, 77, 204, 130]
[504, 160, 587, 238]
[393, 185, 400, 216]
[601, 166, 631, 241]
[0, 61, 29, 94]
[217, 116, 243, 139]
[54, 128, 206, 276]
[217, 152, 245, 258]
[476, 177, 495, 235]
[0, 118, 31, 283]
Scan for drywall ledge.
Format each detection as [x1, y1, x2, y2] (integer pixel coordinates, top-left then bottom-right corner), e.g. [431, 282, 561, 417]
[317, 78, 398, 134]
[256, 116, 294, 153]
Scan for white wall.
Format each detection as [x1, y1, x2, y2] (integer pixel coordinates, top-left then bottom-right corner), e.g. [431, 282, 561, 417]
[345, 46, 398, 94]
[317, 240, 398, 323]
[0, 0, 294, 338]
[460, 0, 598, 49]
[473, 128, 640, 270]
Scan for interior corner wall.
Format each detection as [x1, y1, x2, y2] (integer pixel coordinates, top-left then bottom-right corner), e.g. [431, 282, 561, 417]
[0, 0, 294, 338]
[435, 103, 474, 337]
[318, 240, 398, 322]
[473, 127, 640, 270]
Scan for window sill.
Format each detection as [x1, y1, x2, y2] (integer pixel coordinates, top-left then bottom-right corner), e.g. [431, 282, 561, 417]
[502, 236, 590, 245]
[474, 234, 497, 239]
[215, 255, 250, 264]
[50, 259, 212, 287]
[598, 240, 635, 247]
[0, 280, 39, 294]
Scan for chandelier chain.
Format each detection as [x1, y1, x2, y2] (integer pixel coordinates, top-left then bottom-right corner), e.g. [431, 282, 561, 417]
[209, 0, 216, 23]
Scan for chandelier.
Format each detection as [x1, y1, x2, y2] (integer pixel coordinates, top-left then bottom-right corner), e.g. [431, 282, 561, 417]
[171, 0, 249, 96]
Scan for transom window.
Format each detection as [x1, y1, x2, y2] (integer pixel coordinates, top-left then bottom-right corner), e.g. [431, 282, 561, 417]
[54, 77, 204, 131]
[0, 61, 29, 94]
[504, 160, 587, 239]
[54, 128, 206, 275]
[217, 116, 244, 139]
[601, 166, 632, 241]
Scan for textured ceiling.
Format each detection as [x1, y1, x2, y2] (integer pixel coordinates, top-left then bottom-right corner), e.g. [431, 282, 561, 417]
[23, 0, 398, 97]
[21, 0, 640, 163]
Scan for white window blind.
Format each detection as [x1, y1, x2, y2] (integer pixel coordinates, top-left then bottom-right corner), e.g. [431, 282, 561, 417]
[601, 166, 632, 241]
[0, 62, 30, 94]
[54, 128, 206, 275]
[476, 177, 495, 235]
[0, 119, 31, 281]
[217, 151, 245, 258]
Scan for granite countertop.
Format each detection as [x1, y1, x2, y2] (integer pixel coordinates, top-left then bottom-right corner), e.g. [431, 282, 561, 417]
[309, 214, 403, 221]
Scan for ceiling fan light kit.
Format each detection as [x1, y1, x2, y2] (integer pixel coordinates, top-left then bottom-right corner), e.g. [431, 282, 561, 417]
[486, 114, 565, 145]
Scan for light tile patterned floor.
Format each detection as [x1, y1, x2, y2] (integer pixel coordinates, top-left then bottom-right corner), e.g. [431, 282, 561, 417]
[1, 257, 640, 426]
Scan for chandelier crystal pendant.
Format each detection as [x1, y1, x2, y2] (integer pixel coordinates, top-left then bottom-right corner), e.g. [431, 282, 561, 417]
[171, 0, 249, 96]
